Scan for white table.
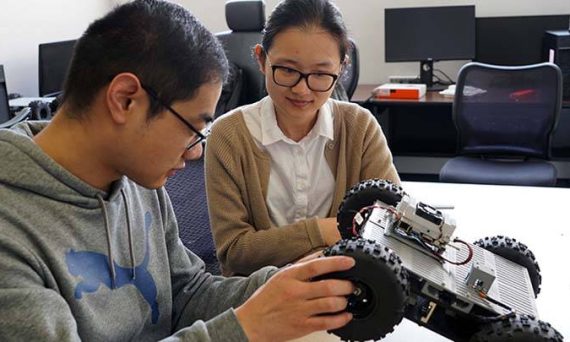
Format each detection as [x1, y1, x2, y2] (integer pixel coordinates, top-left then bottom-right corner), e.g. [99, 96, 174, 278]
[292, 181, 570, 341]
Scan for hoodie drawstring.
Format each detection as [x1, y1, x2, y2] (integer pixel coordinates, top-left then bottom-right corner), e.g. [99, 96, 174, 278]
[96, 191, 136, 289]
[121, 189, 136, 280]
[96, 194, 116, 289]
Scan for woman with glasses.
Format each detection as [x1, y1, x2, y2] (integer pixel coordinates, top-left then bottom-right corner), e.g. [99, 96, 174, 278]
[205, 0, 399, 276]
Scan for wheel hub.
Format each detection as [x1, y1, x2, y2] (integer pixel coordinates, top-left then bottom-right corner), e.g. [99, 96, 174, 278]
[347, 280, 375, 319]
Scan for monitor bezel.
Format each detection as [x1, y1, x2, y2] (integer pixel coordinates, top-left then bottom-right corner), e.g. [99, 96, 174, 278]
[384, 5, 476, 63]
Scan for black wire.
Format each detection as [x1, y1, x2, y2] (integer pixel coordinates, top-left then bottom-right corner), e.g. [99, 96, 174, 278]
[472, 310, 515, 323]
[434, 69, 455, 85]
[433, 74, 443, 84]
[394, 228, 443, 259]
[483, 293, 513, 312]
[362, 93, 375, 105]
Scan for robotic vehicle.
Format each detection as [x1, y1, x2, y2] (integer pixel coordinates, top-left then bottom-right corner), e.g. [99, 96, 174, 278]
[321, 179, 564, 342]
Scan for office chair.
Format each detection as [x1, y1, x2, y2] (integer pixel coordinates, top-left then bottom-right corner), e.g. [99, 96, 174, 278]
[0, 65, 32, 129]
[0, 108, 32, 129]
[0, 65, 13, 125]
[340, 38, 360, 101]
[165, 156, 221, 275]
[439, 62, 562, 187]
[214, 62, 243, 117]
[216, 0, 266, 110]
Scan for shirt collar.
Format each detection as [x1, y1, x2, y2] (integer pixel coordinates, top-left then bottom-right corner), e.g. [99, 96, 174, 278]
[260, 97, 334, 146]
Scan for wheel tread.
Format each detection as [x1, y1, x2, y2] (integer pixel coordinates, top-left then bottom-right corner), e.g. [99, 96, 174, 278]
[470, 313, 563, 341]
[323, 239, 409, 341]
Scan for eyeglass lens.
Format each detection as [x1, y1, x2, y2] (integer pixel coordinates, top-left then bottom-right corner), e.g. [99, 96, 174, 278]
[273, 67, 336, 92]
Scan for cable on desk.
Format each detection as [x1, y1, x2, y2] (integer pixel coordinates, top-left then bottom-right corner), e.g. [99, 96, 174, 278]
[434, 69, 455, 85]
[361, 93, 376, 105]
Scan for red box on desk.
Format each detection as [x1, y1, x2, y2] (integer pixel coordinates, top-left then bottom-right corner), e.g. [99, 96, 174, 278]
[373, 83, 427, 99]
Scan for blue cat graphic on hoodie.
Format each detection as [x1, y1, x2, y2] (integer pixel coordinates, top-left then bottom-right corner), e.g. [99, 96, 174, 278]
[66, 211, 159, 323]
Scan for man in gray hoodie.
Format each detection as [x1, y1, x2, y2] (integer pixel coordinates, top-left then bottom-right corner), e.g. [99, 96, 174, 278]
[0, 1, 356, 341]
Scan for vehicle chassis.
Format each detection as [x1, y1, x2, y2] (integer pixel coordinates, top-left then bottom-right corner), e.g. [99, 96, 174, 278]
[321, 179, 563, 342]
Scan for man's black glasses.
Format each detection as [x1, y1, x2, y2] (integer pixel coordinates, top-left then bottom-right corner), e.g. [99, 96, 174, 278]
[142, 85, 212, 150]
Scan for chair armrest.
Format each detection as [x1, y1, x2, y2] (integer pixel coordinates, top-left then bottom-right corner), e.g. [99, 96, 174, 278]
[0, 107, 31, 129]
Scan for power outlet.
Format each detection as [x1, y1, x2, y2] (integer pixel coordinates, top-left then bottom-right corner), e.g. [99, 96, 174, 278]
[389, 75, 421, 84]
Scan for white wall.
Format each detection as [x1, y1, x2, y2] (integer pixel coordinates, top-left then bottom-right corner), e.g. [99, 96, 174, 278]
[178, 0, 570, 84]
[0, 0, 114, 96]
[2, 0, 570, 96]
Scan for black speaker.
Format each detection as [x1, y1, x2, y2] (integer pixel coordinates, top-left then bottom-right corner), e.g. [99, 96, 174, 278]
[544, 30, 570, 100]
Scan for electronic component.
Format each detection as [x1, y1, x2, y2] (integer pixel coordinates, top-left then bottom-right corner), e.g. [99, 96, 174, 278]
[466, 262, 496, 294]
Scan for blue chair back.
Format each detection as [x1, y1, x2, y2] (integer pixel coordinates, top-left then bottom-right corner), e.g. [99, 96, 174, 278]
[440, 62, 563, 186]
[454, 62, 562, 159]
[165, 156, 220, 275]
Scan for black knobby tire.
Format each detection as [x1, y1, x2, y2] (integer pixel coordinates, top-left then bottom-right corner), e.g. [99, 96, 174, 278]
[337, 179, 406, 239]
[474, 235, 542, 296]
[470, 313, 564, 342]
[320, 238, 409, 341]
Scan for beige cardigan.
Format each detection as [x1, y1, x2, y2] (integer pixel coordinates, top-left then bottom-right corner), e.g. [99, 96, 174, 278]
[205, 99, 399, 275]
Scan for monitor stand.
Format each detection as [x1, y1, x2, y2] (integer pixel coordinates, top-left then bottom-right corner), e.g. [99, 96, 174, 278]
[420, 60, 450, 92]
[420, 60, 434, 88]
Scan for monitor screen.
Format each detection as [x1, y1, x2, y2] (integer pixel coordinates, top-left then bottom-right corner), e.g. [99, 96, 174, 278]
[476, 15, 570, 66]
[385, 6, 476, 63]
[38, 39, 76, 96]
[0, 65, 11, 124]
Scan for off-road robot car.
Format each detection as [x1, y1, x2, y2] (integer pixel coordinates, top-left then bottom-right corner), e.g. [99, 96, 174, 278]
[321, 179, 564, 341]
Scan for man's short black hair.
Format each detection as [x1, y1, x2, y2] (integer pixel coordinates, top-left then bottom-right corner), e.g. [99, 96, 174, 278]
[62, 0, 228, 118]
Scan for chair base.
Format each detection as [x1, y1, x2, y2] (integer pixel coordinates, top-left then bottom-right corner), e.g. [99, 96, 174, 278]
[439, 156, 557, 187]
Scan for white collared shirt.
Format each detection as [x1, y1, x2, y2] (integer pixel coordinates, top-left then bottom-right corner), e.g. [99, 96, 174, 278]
[242, 97, 335, 227]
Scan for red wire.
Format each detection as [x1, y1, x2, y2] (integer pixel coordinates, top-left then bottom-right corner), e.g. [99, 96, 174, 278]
[351, 204, 400, 236]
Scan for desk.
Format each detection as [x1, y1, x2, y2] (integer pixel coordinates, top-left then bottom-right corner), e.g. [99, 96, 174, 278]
[353, 84, 452, 105]
[352, 84, 570, 109]
[353, 84, 570, 159]
[293, 181, 569, 341]
[353, 85, 457, 156]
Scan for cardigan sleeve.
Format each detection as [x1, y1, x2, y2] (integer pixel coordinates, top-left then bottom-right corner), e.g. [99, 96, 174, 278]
[205, 114, 327, 276]
[358, 108, 400, 185]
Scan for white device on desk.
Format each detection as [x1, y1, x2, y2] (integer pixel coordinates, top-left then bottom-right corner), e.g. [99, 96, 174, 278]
[9, 97, 57, 121]
[439, 84, 487, 98]
[9, 97, 56, 109]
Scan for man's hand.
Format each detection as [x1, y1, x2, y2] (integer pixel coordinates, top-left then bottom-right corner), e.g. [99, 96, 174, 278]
[317, 217, 341, 246]
[295, 251, 323, 264]
[235, 256, 355, 342]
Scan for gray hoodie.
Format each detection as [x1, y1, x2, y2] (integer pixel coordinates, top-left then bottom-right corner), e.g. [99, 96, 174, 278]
[0, 121, 275, 341]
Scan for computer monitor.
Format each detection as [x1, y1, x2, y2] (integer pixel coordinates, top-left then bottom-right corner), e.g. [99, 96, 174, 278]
[0, 65, 11, 124]
[385, 6, 476, 89]
[476, 15, 570, 66]
[38, 39, 76, 97]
